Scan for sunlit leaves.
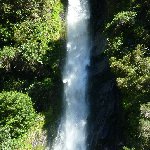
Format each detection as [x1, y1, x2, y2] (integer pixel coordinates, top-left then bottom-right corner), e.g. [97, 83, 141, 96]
[106, 11, 137, 30]
[0, 91, 36, 140]
[106, 36, 124, 57]
[0, 0, 64, 72]
[110, 45, 150, 94]
[104, 1, 150, 148]
[105, 9, 150, 97]
[0, 46, 16, 69]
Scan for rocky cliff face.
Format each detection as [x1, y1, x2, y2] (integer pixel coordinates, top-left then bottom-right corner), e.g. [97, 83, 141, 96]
[87, 0, 123, 149]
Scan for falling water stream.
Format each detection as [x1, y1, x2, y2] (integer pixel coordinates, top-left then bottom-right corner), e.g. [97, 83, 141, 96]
[52, 0, 90, 149]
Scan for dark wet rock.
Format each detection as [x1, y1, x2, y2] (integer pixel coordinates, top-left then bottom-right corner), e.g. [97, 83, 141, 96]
[87, 0, 123, 149]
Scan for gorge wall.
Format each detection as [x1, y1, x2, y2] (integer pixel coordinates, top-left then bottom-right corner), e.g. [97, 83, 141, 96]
[87, 0, 123, 149]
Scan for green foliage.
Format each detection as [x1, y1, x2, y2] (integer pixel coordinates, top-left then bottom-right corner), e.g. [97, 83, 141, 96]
[0, 0, 64, 72]
[110, 45, 150, 95]
[0, 24, 13, 45]
[1, 114, 46, 150]
[123, 146, 135, 150]
[105, 8, 150, 99]
[0, 0, 42, 23]
[0, 0, 65, 149]
[104, 1, 150, 149]
[140, 102, 150, 149]
[0, 46, 16, 69]
[0, 137, 32, 150]
[106, 11, 137, 29]
[105, 11, 138, 59]
[13, 0, 63, 69]
[106, 36, 123, 57]
[0, 91, 36, 147]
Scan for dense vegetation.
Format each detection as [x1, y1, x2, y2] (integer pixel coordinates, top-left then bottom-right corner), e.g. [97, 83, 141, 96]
[0, 0, 65, 149]
[0, 92, 36, 149]
[0, 0, 149, 150]
[104, 0, 150, 149]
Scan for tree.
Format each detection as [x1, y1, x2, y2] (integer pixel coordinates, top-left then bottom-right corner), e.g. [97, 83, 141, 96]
[104, 1, 150, 149]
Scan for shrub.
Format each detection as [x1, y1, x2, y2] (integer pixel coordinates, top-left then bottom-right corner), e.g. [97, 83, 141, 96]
[0, 91, 36, 142]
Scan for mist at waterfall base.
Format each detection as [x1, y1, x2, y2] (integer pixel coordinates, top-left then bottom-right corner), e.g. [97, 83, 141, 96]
[51, 0, 90, 150]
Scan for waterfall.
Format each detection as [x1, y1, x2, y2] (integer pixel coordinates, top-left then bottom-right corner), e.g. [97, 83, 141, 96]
[52, 0, 90, 149]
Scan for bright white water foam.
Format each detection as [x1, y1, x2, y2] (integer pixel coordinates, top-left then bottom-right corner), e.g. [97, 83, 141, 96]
[52, 0, 90, 150]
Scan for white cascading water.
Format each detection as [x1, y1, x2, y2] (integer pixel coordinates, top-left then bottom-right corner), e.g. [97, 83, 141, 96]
[52, 0, 90, 150]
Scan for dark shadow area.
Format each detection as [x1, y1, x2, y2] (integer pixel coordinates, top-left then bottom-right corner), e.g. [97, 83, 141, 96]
[87, 56, 123, 150]
[42, 0, 68, 141]
[60, 0, 68, 13]
[87, 0, 123, 149]
[88, 0, 150, 149]
[41, 38, 66, 147]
